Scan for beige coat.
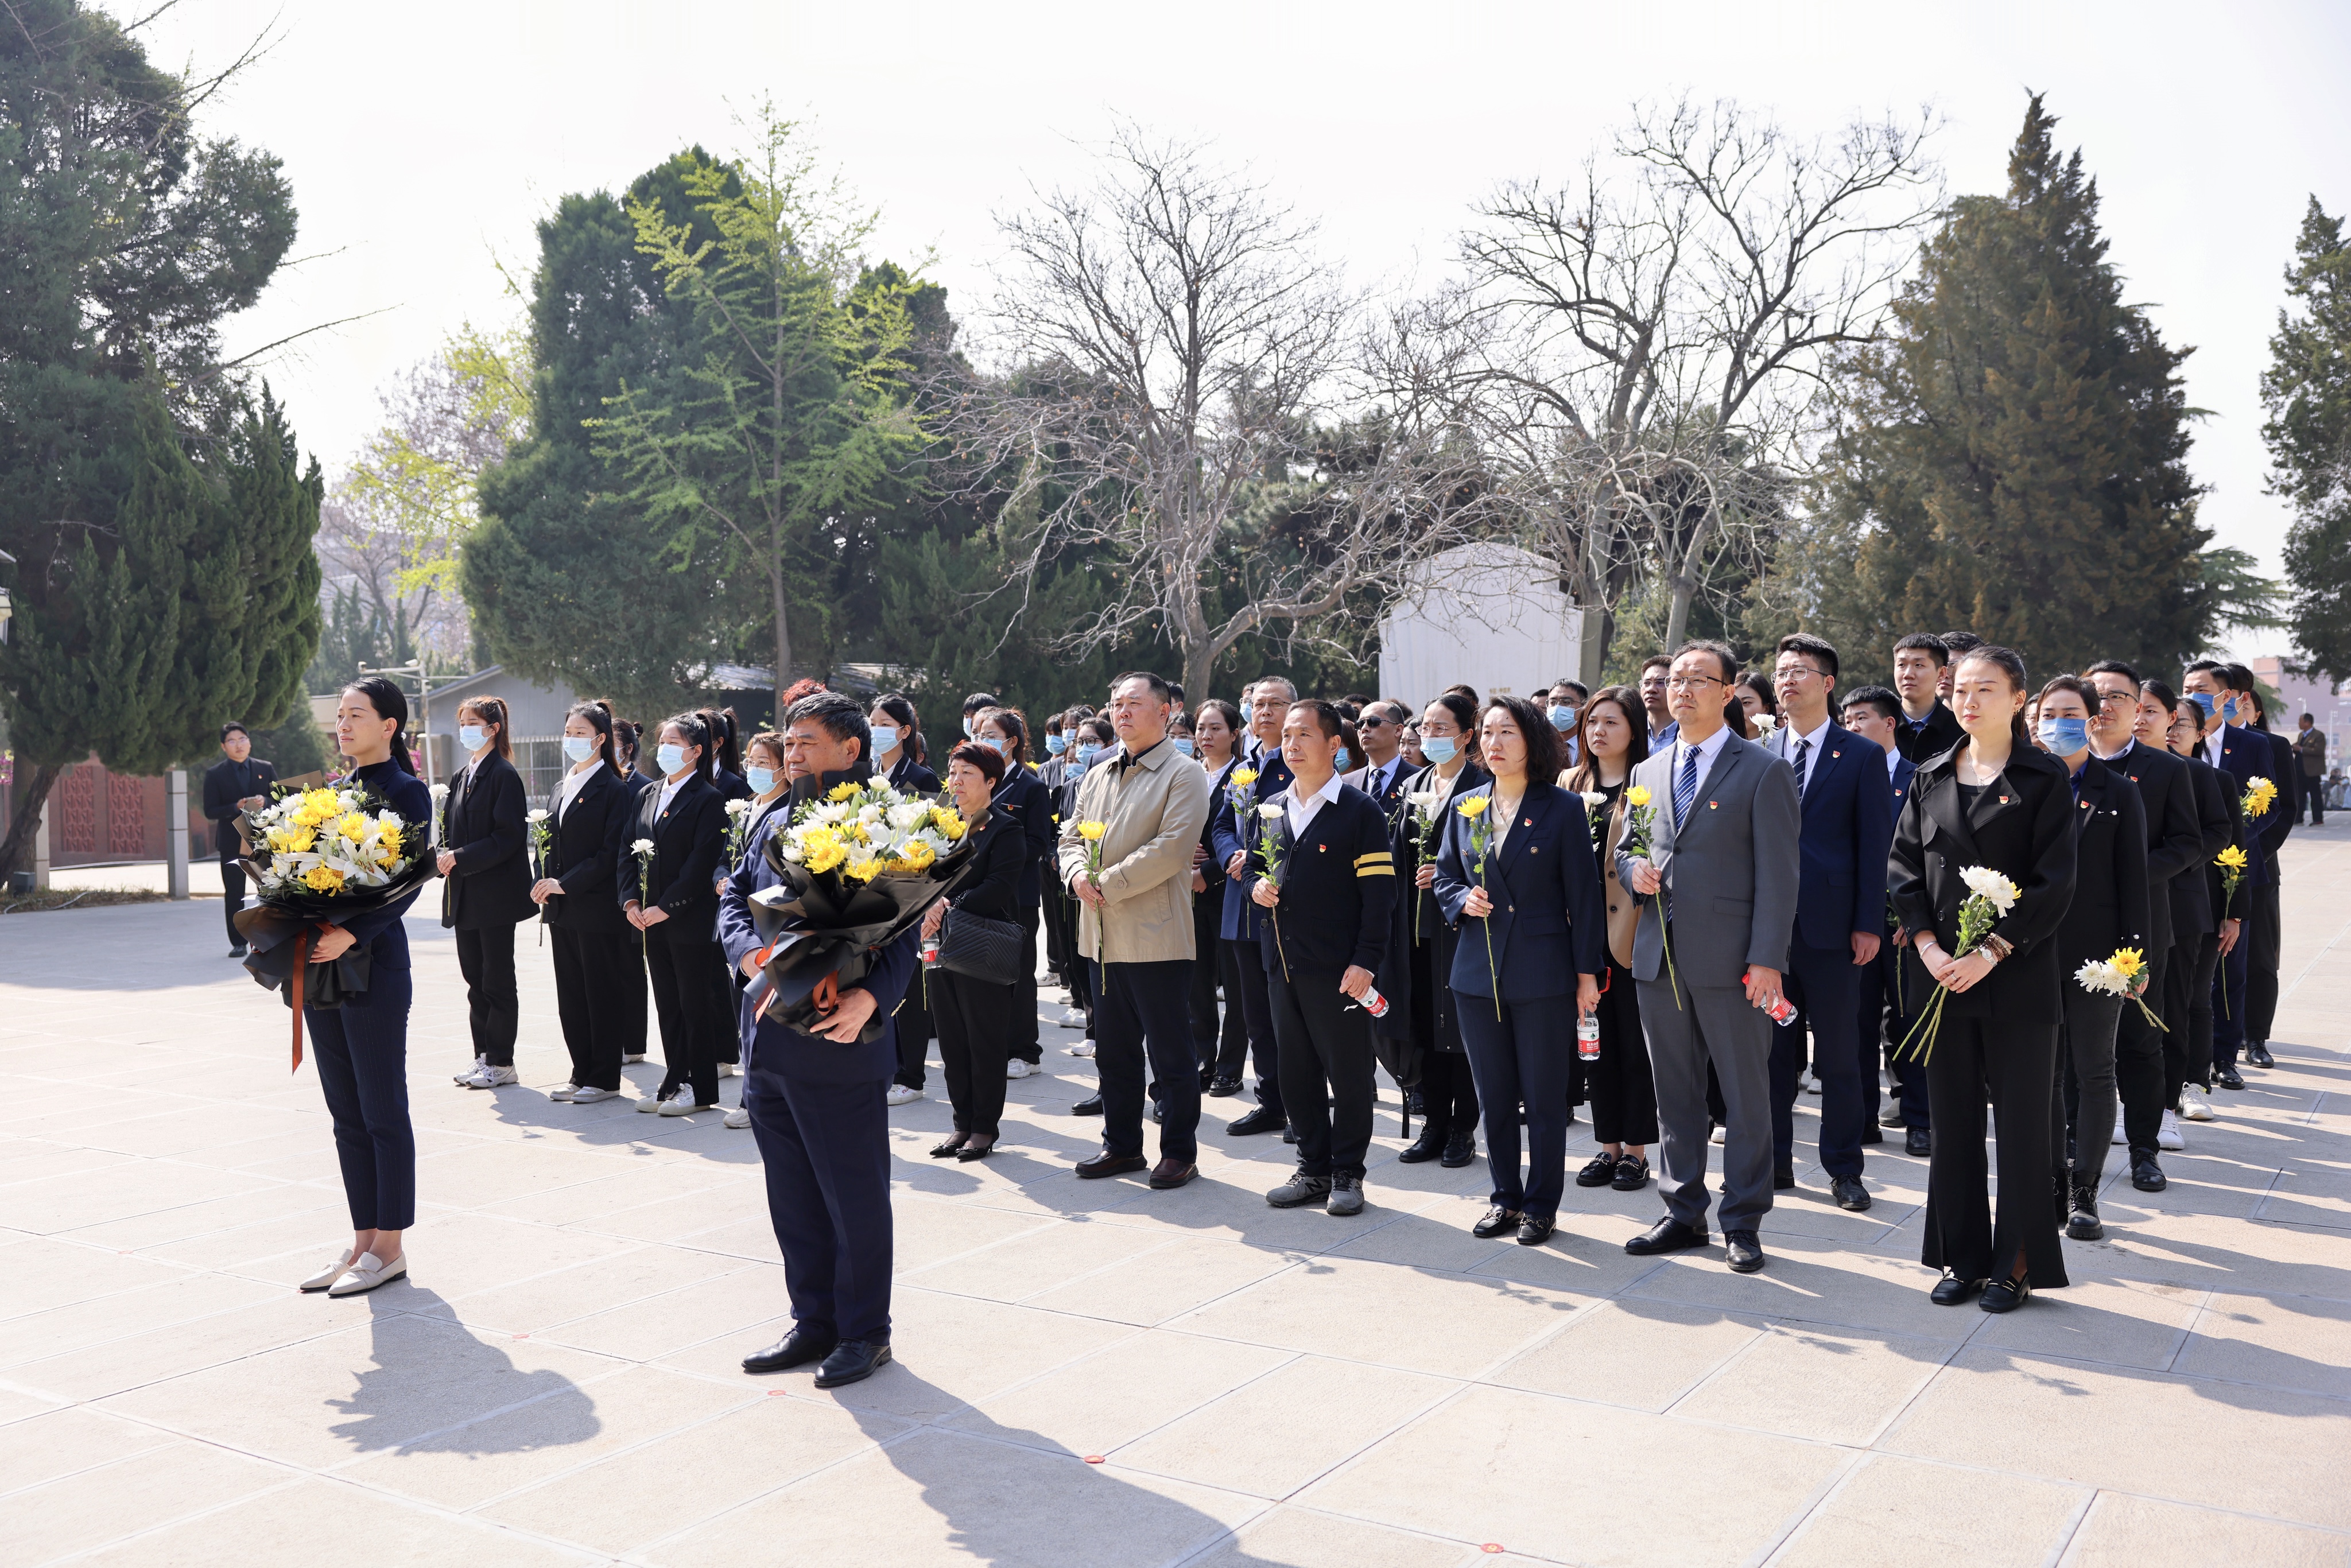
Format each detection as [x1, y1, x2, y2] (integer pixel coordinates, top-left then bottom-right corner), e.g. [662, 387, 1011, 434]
[1056, 739, 1213, 965]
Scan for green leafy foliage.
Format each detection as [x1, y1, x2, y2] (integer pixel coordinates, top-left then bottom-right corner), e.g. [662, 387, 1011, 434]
[2262, 198, 2351, 682]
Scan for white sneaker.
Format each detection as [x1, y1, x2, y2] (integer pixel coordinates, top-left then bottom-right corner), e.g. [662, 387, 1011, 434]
[327, 1252, 406, 1296]
[2158, 1109, 2186, 1151]
[2179, 1083, 2216, 1122]
[549, 1084, 579, 1102]
[724, 1105, 750, 1129]
[453, 1054, 487, 1085]
[886, 1084, 924, 1106]
[461, 1064, 518, 1089]
[1006, 1059, 1041, 1080]
[1065, 1040, 1096, 1058]
[659, 1092, 712, 1116]
[1709, 1123, 1726, 1146]
[298, 1247, 358, 1293]
[635, 1088, 673, 1113]
[2111, 1099, 2128, 1145]
[717, 1062, 738, 1078]
[1058, 1007, 1088, 1027]
[569, 1085, 618, 1104]
[623, 1053, 647, 1064]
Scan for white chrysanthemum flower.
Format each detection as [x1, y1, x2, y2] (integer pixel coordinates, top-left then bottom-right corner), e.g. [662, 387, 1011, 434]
[1580, 791, 1607, 812]
[886, 801, 929, 830]
[722, 799, 750, 820]
[631, 837, 655, 854]
[1258, 802, 1285, 820]
[527, 807, 552, 823]
[1959, 865, 2020, 914]
[812, 802, 852, 825]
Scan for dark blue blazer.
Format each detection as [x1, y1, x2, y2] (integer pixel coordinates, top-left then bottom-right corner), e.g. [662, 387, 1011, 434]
[886, 752, 940, 794]
[717, 810, 920, 1084]
[2208, 726, 2284, 887]
[1209, 752, 1295, 942]
[2256, 727, 2298, 864]
[1430, 781, 1607, 1000]
[1766, 721, 1896, 953]
[1890, 754, 1918, 810]
[326, 760, 436, 988]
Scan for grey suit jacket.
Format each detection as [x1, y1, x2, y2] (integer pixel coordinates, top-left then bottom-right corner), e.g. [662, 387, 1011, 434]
[1614, 732, 1801, 988]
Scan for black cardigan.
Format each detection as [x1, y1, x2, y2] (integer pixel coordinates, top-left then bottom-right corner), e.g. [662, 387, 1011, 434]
[440, 751, 537, 930]
[620, 771, 727, 943]
[541, 764, 634, 935]
[945, 804, 1027, 921]
[1888, 739, 2078, 1026]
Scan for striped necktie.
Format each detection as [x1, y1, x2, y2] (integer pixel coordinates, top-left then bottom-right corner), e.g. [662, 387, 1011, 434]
[1665, 747, 1700, 924]
[1792, 736, 1811, 799]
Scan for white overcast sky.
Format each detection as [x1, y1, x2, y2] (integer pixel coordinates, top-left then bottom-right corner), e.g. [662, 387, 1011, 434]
[141, 0, 2351, 650]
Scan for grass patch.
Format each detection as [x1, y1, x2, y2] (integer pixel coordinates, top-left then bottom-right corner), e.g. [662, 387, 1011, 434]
[1, 887, 175, 915]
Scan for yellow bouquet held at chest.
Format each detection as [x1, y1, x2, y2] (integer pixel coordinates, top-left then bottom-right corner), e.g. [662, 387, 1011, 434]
[249, 786, 417, 898]
[774, 780, 967, 884]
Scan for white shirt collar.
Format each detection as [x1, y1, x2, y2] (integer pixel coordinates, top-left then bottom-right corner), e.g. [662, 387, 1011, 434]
[1788, 714, 1832, 750]
[2205, 730, 2225, 768]
[558, 758, 602, 815]
[658, 771, 688, 813]
[1675, 723, 1734, 769]
[1284, 771, 1344, 836]
[1886, 748, 1902, 779]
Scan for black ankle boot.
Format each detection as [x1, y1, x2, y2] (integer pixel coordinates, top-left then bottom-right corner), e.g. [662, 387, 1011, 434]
[2066, 1177, 2103, 1240]
[1396, 1124, 1446, 1163]
[2051, 1170, 2070, 1229]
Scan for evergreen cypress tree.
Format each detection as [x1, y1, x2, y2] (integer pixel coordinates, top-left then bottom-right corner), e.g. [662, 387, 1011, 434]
[2262, 197, 2351, 681]
[1813, 96, 2212, 676]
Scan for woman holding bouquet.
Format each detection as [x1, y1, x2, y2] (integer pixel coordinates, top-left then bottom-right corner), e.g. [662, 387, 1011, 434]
[300, 677, 436, 1297]
[921, 742, 1030, 1158]
[625, 713, 731, 1117]
[439, 696, 537, 1091]
[1561, 686, 1659, 1191]
[1888, 646, 2077, 1311]
[535, 701, 639, 1105]
[1395, 692, 1488, 1166]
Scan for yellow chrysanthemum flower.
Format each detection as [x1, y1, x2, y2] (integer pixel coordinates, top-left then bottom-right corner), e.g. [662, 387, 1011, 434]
[1457, 796, 1491, 818]
[828, 782, 860, 803]
[2215, 845, 2248, 869]
[843, 850, 884, 883]
[1231, 768, 1259, 788]
[890, 839, 937, 872]
[269, 825, 317, 853]
[1077, 820, 1107, 841]
[377, 822, 404, 855]
[934, 809, 967, 841]
[2243, 778, 2277, 817]
[303, 864, 347, 892]
[800, 826, 848, 874]
[1625, 785, 1651, 806]
[2111, 948, 2144, 979]
[337, 813, 368, 842]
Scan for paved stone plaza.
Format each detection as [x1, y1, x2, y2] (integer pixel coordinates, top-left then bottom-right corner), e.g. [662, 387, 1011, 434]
[3, 826, 2349, 1567]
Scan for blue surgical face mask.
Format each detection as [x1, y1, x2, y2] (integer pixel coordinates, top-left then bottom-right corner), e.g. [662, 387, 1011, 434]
[2190, 692, 2217, 719]
[1549, 705, 1578, 731]
[1046, 733, 1068, 756]
[746, 765, 778, 795]
[656, 743, 688, 776]
[963, 716, 977, 739]
[1334, 747, 1351, 770]
[1422, 736, 1458, 765]
[1076, 743, 1100, 767]
[870, 724, 899, 754]
[984, 735, 1010, 756]
[458, 724, 487, 752]
[562, 735, 597, 763]
[1173, 737, 1195, 756]
[2037, 716, 2090, 755]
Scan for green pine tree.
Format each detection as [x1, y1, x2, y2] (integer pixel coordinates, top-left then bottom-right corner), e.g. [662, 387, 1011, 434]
[1809, 95, 2212, 679]
[2263, 197, 2351, 681]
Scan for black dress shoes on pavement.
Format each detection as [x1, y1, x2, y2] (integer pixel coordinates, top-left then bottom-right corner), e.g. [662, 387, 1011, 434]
[1472, 1205, 1522, 1239]
[2214, 1064, 2245, 1090]
[1227, 1104, 1283, 1136]
[2247, 1041, 2275, 1068]
[1905, 1127, 1933, 1158]
[1207, 1075, 1243, 1097]
[1070, 1094, 1104, 1116]
[1516, 1214, 1555, 1247]
[2066, 1178, 2104, 1240]
[1440, 1133, 1476, 1168]
[1576, 1152, 1619, 1187]
[1979, 1274, 2032, 1313]
[1147, 1159, 1196, 1189]
[2131, 1152, 2167, 1191]
[1773, 1165, 1797, 1191]
[1076, 1150, 1147, 1179]
[1830, 1175, 1872, 1212]
[1624, 1216, 1709, 1256]
[743, 1326, 836, 1373]
[1398, 1127, 1447, 1164]
[1724, 1229, 1765, 1273]
[813, 1339, 891, 1388]
[1930, 1272, 1983, 1306]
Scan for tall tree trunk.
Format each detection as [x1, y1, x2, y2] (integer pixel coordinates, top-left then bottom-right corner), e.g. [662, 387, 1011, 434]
[0, 763, 62, 884]
[1663, 580, 1693, 653]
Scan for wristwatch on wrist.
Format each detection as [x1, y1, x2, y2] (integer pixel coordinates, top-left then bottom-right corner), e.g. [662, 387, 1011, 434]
[1978, 933, 2013, 964]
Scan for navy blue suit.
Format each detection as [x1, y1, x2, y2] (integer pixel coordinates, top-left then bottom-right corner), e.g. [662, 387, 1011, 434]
[718, 809, 921, 1345]
[1432, 781, 1607, 1220]
[1764, 721, 1896, 1179]
[2205, 724, 2281, 1068]
[1209, 751, 1295, 1114]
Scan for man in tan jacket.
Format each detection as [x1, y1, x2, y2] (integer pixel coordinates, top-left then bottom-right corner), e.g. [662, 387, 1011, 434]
[1059, 671, 1213, 1187]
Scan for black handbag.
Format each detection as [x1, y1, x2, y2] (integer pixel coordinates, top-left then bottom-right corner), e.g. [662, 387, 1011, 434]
[935, 903, 1025, 986]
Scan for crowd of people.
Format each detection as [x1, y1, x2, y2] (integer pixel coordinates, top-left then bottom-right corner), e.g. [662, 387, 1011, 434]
[214, 632, 2315, 1379]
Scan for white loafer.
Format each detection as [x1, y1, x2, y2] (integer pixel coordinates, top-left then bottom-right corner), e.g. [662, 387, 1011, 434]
[327, 1252, 406, 1296]
[298, 1247, 358, 1292]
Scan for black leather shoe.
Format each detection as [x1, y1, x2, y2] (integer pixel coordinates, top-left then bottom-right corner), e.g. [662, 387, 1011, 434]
[1575, 1151, 1619, 1187]
[2247, 1042, 2275, 1068]
[1148, 1099, 1163, 1124]
[928, 1135, 968, 1159]
[1147, 1159, 1197, 1189]
[1980, 1274, 2032, 1313]
[2131, 1152, 2167, 1192]
[1226, 1104, 1283, 1136]
[2066, 1178, 2103, 1240]
[813, 1338, 892, 1388]
[1472, 1205, 1523, 1239]
[1207, 1075, 1243, 1097]
[1724, 1229, 1765, 1273]
[1774, 1165, 1797, 1191]
[1905, 1127, 1933, 1158]
[1440, 1133, 1476, 1168]
[1625, 1215, 1709, 1256]
[1076, 1150, 1147, 1180]
[1397, 1127, 1447, 1164]
[2214, 1064, 2245, 1090]
[955, 1139, 995, 1162]
[1070, 1094, 1104, 1116]
[1859, 1126, 1883, 1145]
[1611, 1154, 1651, 1191]
[1830, 1175, 1872, 1212]
[743, 1326, 836, 1373]
[1281, 1123, 1299, 1144]
[1930, 1272, 1982, 1306]
[1516, 1214, 1555, 1247]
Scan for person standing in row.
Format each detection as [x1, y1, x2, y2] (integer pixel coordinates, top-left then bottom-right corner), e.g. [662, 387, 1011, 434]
[204, 722, 279, 959]
[297, 677, 436, 1298]
[1636, 655, 1678, 750]
[923, 741, 1029, 1162]
[1619, 642, 1802, 1276]
[1188, 700, 1250, 1096]
[870, 693, 938, 794]
[1210, 679, 1297, 1138]
[2228, 664, 2295, 1071]
[1562, 686, 1657, 1191]
[1061, 673, 1213, 1187]
[1254, 700, 1405, 1216]
[701, 707, 753, 801]
[441, 697, 537, 1091]
[719, 732, 795, 1129]
[1397, 691, 1488, 1166]
[1436, 696, 1605, 1247]
[1343, 700, 1414, 818]
[1891, 646, 2077, 1312]
[535, 701, 639, 1105]
[2163, 693, 2245, 1115]
[2181, 663, 2282, 1089]
[1838, 686, 1928, 1154]
[977, 707, 1054, 1081]
[1892, 634, 1965, 764]
[626, 712, 730, 1117]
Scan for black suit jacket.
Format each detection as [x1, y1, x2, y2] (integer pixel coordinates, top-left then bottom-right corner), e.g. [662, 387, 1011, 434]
[1343, 755, 1414, 830]
[2053, 756, 2150, 973]
[201, 755, 278, 861]
[2186, 755, 2247, 929]
[1888, 742, 2078, 1026]
[622, 772, 727, 942]
[1895, 701, 1965, 764]
[441, 752, 537, 930]
[2105, 740, 2201, 953]
[541, 765, 634, 935]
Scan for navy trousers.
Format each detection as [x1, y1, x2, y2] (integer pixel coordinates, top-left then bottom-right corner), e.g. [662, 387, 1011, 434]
[1092, 958, 1200, 1163]
[2211, 927, 2251, 1065]
[1863, 943, 1931, 1130]
[744, 1060, 894, 1344]
[1457, 993, 1576, 1220]
[308, 969, 417, 1232]
[1772, 938, 1865, 1177]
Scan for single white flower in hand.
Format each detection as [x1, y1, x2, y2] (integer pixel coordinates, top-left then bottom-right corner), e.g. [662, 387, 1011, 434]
[1258, 802, 1285, 820]
[1580, 791, 1607, 811]
[631, 837, 656, 854]
[1959, 864, 2020, 914]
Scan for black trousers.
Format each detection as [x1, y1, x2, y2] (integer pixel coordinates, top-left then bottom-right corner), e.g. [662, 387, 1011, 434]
[2057, 988, 2124, 1179]
[454, 923, 520, 1066]
[1222, 937, 1284, 1116]
[2304, 778, 2326, 824]
[1091, 958, 1198, 1163]
[1871, 945, 1931, 1129]
[308, 969, 416, 1231]
[646, 934, 728, 1106]
[1586, 962, 1656, 1146]
[2112, 944, 2169, 1154]
[1418, 1050, 1480, 1140]
[745, 1062, 892, 1343]
[895, 980, 934, 1089]
[2246, 882, 2283, 1046]
[2177, 934, 2219, 1093]
[1270, 969, 1376, 1178]
[1772, 938, 1865, 1177]
[1921, 1016, 2067, 1288]
[1457, 992, 1576, 1220]
[619, 940, 650, 1059]
[1191, 895, 1246, 1078]
[934, 968, 1015, 1138]
[2212, 921, 2251, 1064]
[551, 926, 637, 1092]
[220, 860, 247, 948]
[1012, 899, 1042, 1063]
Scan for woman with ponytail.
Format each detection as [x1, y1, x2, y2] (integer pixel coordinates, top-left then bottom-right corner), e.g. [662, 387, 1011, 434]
[623, 711, 732, 1116]
[439, 696, 537, 1090]
[296, 678, 436, 1297]
[535, 701, 640, 1103]
[700, 707, 752, 801]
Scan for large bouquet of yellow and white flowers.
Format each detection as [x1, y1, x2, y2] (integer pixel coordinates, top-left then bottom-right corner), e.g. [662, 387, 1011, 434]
[245, 785, 419, 898]
[773, 779, 969, 886]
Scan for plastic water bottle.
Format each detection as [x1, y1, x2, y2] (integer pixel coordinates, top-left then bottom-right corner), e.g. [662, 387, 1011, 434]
[1763, 993, 1798, 1026]
[1355, 984, 1390, 1018]
[1576, 1012, 1600, 1060]
[921, 934, 941, 969]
